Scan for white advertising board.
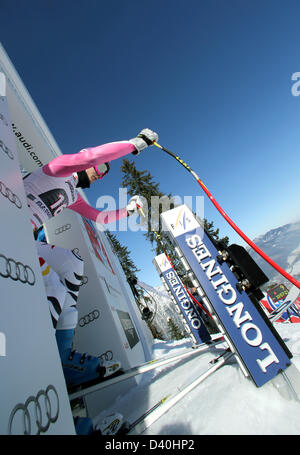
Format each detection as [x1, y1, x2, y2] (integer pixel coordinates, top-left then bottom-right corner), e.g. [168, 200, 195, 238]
[0, 77, 75, 435]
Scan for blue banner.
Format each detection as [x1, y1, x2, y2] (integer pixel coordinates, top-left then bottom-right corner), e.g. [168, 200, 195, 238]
[161, 205, 292, 387]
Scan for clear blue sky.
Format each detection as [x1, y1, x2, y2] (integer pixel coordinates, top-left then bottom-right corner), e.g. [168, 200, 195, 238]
[1, 0, 300, 287]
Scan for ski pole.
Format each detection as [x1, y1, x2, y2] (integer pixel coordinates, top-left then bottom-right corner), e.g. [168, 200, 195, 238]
[128, 350, 234, 435]
[153, 142, 300, 290]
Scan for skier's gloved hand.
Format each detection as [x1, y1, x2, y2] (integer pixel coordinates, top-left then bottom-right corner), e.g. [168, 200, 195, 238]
[129, 128, 159, 155]
[126, 195, 144, 216]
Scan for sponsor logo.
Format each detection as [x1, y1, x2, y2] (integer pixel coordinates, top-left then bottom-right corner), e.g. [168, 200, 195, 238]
[155, 253, 171, 273]
[162, 205, 291, 386]
[184, 233, 281, 373]
[0, 180, 22, 208]
[154, 252, 211, 344]
[165, 270, 203, 331]
[8, 385, 59, 434]
[55, 223, 71, 235]
[11, 124, 43, 167]
[99, 350, 113, 362]
[161, 205, 200, 238]
[170, 206, 191, 232]
[79, 310, 100, 327]
[0, 253, 35, 285]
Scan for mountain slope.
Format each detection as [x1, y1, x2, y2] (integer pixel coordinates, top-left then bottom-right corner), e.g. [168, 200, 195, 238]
[248, 219, 300, 288]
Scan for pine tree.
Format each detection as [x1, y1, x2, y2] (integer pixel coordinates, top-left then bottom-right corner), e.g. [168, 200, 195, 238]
[105, 230, 140, 281]
[167, 318, 184, 340]
[202, 219, 229, 247]
[121, 159, 187, 282]
[121, 159, 229, 287]
[121, 159, 175, 238]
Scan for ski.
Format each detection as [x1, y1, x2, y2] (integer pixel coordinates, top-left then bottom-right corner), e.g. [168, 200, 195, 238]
[68, 333, 225, 401]
[269, 286, 300, 323]
[126, 350, 233, 435]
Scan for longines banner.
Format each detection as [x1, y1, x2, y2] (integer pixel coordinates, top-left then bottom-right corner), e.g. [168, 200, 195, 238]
[161, 205, 292, 387]
[153, 253, 211, 345]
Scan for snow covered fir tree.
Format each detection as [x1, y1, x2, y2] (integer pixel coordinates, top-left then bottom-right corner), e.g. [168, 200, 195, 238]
[121, 159, 229, 288]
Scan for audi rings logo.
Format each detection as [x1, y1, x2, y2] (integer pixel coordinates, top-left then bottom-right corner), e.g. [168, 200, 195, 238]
[79, 309, 100, 327]
[0, 254, 35, 285]
[0, 139, 14, 160]
[55, 223, 71, 235]
[99, 350, 113, 362]
[8, 385, 59, 435]
[0, 181, 22, 209]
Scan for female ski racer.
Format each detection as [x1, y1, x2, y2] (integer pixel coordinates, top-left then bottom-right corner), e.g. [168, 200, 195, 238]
[23, 129, 158, 412]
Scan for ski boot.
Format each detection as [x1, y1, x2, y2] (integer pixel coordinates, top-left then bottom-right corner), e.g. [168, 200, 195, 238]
[55, 329, 122, 390]
[74, 414, 127, 435]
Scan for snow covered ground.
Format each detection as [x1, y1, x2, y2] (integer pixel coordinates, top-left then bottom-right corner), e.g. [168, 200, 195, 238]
[94, 322, 300, 435]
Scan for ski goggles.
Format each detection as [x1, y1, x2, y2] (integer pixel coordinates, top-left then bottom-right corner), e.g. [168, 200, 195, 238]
[93, 162, 110, 179]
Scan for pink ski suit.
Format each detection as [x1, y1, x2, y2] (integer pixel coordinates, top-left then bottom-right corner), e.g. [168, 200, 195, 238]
[23, 140, 137, 229]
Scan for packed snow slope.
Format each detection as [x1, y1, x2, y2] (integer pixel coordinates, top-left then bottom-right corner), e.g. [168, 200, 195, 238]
[94, 323, 300, 435]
